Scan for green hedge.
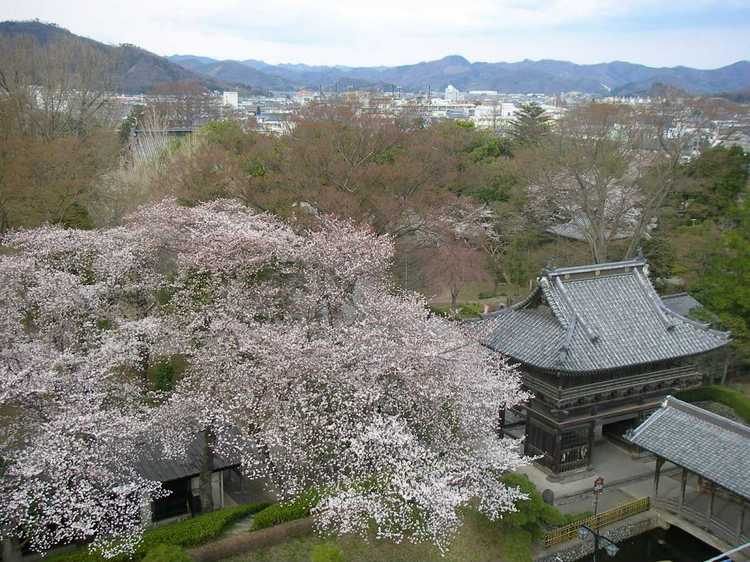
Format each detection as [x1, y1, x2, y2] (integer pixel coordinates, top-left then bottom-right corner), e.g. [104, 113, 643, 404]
[250, 490, 319, 531]
[141, 545, 192, 562]
[48, 503, 270, 562]
[676, 385, 750, 423]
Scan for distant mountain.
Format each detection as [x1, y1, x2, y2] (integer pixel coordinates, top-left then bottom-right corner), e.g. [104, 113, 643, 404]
[0, 21, 233, 94]
[170, 52, 750, 95]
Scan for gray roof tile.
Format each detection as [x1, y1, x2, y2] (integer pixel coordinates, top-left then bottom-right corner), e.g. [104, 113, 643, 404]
[628, 396, 750, 500]
[478, 259, 729, 373]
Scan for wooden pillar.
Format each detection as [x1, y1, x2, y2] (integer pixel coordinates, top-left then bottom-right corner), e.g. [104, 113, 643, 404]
[679, 467, 688, 508]
[553, 430, 562, 473]
[738, 500, 746, 538]
[706, 482, 715, 523]
[654, 456, 664, 498]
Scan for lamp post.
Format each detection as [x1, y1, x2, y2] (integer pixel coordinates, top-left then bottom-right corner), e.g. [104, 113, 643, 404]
[585, 477, 609, 562]
[578, 524, 620, 561]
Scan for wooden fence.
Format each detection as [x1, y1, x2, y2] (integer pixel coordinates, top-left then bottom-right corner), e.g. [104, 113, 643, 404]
[543, 497, 650, 548]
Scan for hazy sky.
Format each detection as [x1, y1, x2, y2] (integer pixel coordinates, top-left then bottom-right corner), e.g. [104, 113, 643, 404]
[2, 0, 749, 68]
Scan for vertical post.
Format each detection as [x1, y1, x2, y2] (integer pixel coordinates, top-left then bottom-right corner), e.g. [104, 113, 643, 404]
[679, 467, 688, 509]
[736, 500, 745, 538]
[554, 430, 562, 473]
[706, 482, 715, 524]
[654, 456, 664, 498]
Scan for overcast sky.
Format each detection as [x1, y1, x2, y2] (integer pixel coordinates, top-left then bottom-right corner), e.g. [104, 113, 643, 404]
[2, 0, 749, 68]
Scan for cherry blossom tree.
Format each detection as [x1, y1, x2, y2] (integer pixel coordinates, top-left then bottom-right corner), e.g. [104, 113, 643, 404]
[131, 200, 529, 550]
[2, 199, 529, 556]
[0, 227, 172, 561]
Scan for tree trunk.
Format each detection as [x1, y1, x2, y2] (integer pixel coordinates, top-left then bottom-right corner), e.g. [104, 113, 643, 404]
[199, 429, 216, 514]
[3, 539, 23, 562]
[450, 288, 459, 315]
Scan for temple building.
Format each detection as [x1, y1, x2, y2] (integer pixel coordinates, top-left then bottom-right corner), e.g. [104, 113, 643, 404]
[477, 258, 730, 477]
[629, 397, 749, 551]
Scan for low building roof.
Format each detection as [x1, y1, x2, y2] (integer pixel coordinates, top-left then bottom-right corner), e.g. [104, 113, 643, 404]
[477, 258, 729, 373]
[661, 292, 703, 318]
[136, 433, 240, 483]
[628, 396, 750, 500]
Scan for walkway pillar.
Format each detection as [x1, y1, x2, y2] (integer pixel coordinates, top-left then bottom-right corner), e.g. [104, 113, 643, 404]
[738, 500, 746, 538]
[706, 482, 715, 524]
[679, 467, 688, 508]
[654, 456, 664, 498]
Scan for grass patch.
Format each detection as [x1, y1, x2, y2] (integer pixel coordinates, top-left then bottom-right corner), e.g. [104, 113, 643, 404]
[676, 384, 750, 423]
[229, 474, 576, 562]
[48, 503, 271, 562]
[251, 490, 319, 531]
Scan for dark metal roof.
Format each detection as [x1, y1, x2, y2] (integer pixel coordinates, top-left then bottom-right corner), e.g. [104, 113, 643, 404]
[661, 292, 702, 318]
[135, 433, 239, 483]
[628, 396, 750, 500]
[478, 258, 729, 373]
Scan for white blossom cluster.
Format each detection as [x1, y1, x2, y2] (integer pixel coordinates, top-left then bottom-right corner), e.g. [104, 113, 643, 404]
[1, 199, 529, 556]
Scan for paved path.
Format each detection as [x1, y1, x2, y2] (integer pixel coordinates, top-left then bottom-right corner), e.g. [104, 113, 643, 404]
[518, 439, 658, 504]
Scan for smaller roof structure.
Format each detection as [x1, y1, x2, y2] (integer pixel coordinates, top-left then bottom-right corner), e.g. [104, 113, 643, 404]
[136, 433, 239, 483]
[628, 396, 750, 501]
[661, 292, 703, 318]
[477, 258, 729, 373]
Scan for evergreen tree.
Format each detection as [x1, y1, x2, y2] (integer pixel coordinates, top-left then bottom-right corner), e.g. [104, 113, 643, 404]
[508, 102, 552, 146]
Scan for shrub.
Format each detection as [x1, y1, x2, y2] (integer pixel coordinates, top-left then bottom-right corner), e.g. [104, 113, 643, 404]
[47, 503, 270, 562]
[309, 542, 345, 562]
[676, 385, 750, 423]
[458, 303, 484, 318]
[141, 545, 192, 562]
[251, 490, 320, 531]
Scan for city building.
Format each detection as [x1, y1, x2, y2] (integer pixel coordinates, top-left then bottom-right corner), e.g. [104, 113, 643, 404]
[222, 91, 239, 109]
[476, 258, 730, 477]
[445, 84, 462, 102]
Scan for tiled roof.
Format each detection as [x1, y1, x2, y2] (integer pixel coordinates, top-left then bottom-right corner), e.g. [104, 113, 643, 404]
[136, 433, 240, 483]
[661, 292, 702, 318]
[628, 396, 750, 500]
[478, 258, 729, 373]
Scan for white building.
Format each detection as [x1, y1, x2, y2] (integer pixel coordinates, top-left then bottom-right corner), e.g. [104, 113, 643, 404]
[445, 84, 462, 102]
[222, 91, 239, 109]
[472, 102, 518, 130]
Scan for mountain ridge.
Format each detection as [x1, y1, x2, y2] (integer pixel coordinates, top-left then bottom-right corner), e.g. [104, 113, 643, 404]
[169, 52, 750, 95]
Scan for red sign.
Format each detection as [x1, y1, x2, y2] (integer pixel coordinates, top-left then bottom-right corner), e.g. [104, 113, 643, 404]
[594, 477, 605, 494]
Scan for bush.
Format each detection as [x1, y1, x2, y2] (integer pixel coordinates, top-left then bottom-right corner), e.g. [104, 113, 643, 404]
[251, 490, 320, 531]
[309, 543, 345, 562]
[676, 385, 750, 423]
[141, 545, 192, 562]
[47, 503, 270, 562]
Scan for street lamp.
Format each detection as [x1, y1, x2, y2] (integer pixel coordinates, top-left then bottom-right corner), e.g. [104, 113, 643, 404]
[578, 477, 621, 561]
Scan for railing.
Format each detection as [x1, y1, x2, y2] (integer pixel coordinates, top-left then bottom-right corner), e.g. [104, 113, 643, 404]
[543, 497, 651, 548]
[653, 497, 747, 547]
[526, 365, 700, 407]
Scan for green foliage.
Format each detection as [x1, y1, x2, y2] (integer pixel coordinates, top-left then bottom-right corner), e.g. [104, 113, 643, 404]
[458, 302, 483, 317]
[690, 197, 750, 366]
[141, 545, 191, 562]
[309, 543, 345, 562]
[251, 491, 320, 531]
[678, 146, 750, 224]
[676, 385, 750, 423]
[148, 357, 187, 392]
[508, 103, 552, 146]
[499, 473, 567, 539]
[47, 503, 270, 562]
[59, 202, 95, 230]
[199, 121, 254, 155]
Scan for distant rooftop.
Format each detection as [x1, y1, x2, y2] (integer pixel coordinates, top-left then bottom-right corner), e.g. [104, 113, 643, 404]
[628, 396, 750, 500]
[478, 258, 729, 373]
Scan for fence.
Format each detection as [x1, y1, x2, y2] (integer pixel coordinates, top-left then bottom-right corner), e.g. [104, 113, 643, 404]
[543, 497, 650, 548]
